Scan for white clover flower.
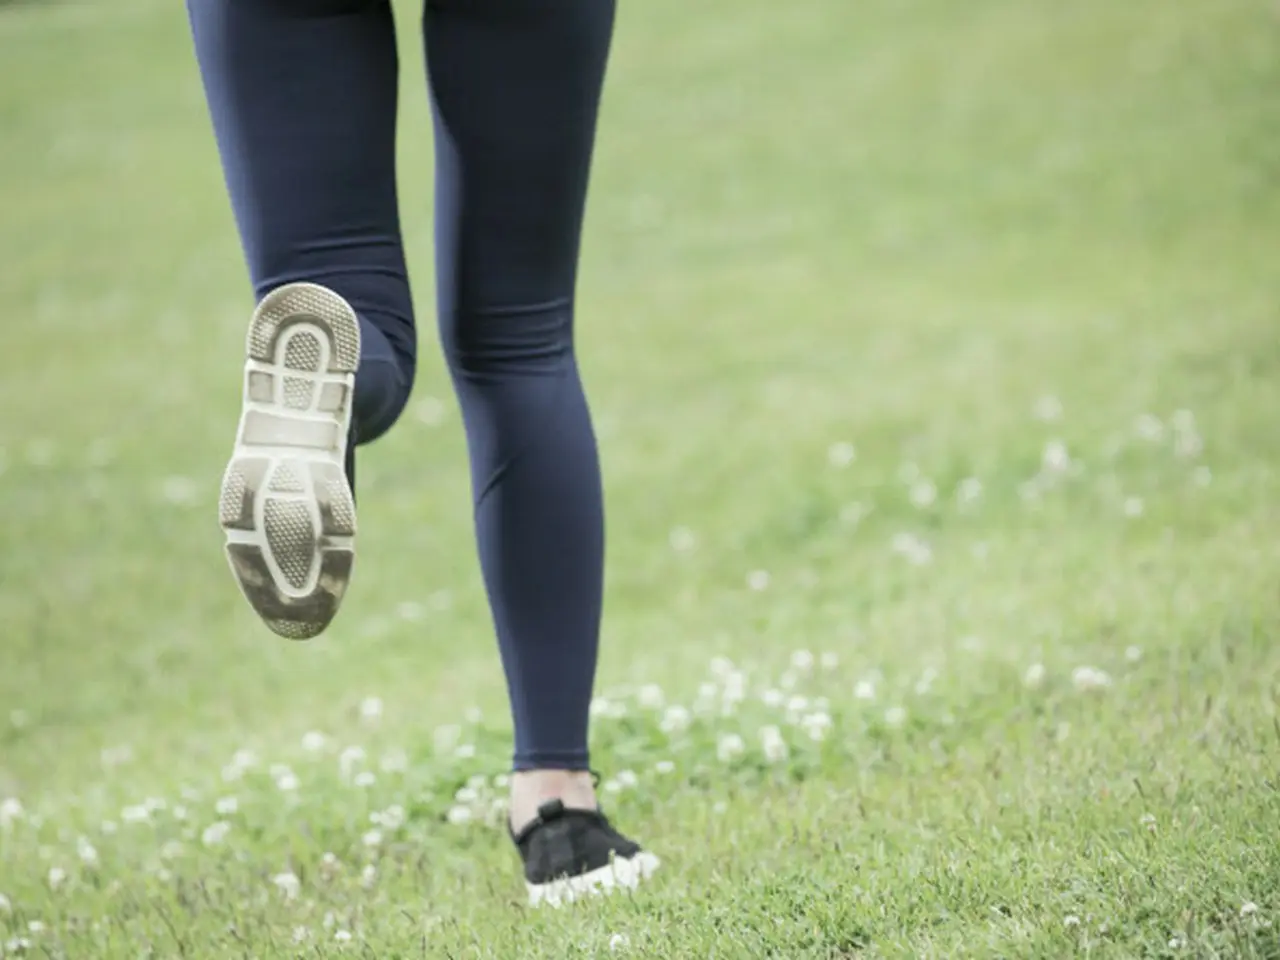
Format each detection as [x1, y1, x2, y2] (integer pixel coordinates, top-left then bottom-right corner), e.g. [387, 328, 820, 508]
[854, 680, 876, 701]
[638, 684, 665, 709]
[759, 726, 788, 763]
[77, 838, 98, 866]
[668, 527, 696, 552]
[375, 749, 406, 775]
[0, 798, 24, 828]
[353, 772, 376, 788]
[762, 688, 784, 708]
[820, 651, 839, 670]
[335, 930, 353, 943]
[46, 867, 66, 890]
[1241, 902, 1259, 917]
[802, 713, 832, 742]
[215, 797, 238, 816]
[1023, 664, 1046, 688]
[660, 705, 691, 735]
[361, 865, 378, 889]
[956, 477, 983, 504]
[914, 667, 938, 695]
[454, 743, 476, 760]
[884, 707, 907, 727]
[890, 532, 932, 565]
[414, 396, 446, 425]
[909, 480, 937, 509]
[790, 650, 815, 672]
[120, 803, 148, 829]
[827, 442, 856, 467]
[654, 760, 675, 775]
[272, 872, 301, 900]
[609, 932, 632, 951]
[373, 805, 405, 831]
[746, 570, 770, 591]
[359, 697, 383, 722]
[1072, 666, 1112, 692]
[301, 731, 327, 753]
[397, 601, 425, 622]
[1125, 646, 1142, 662]
[362, 829, 383, 847]
[1042, 440, 1070, 473]
[722, 672, 746, 706]
[716, 733, 746, 763]
[1064, 915, 1080, 927]
[616, 770, 639, 789]
[1134, 414, 1164, 442]
[338, 746, 366, 779]
[446, 806, 473, 826]
[201, 822, 230, 847]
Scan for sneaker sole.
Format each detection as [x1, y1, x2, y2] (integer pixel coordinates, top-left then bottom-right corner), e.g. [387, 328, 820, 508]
[218, 282, 360, 641]
[526, 851, 661, 909]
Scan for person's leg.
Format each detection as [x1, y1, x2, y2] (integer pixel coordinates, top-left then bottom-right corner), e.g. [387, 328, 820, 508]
[424, 0, 614, 828]
[188, 0, 416, 637]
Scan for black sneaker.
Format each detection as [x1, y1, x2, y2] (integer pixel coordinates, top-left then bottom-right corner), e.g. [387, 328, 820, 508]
[510, 799, 660, 908]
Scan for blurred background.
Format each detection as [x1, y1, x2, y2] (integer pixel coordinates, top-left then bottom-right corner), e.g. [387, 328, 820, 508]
[2, 0, 1279, 954]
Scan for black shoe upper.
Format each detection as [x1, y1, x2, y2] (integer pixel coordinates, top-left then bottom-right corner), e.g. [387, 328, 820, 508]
[510, 799, 642, 886]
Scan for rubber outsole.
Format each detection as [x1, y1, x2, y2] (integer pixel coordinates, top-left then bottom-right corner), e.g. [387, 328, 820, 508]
[526, 851, 661, 909]
[218, 283, 360, 640]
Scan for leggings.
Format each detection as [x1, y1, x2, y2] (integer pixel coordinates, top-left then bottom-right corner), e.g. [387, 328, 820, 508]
[188, 0, 616, 771]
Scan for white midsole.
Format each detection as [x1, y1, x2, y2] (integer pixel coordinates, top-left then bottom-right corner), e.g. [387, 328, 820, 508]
[526, 851, 661, 909]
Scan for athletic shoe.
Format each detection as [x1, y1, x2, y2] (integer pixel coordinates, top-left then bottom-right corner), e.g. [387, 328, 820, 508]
[511, 799, 660, 908]
[218, 282, 360, 640]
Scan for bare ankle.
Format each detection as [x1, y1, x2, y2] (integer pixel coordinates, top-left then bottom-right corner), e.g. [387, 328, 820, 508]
[508, 769, 597, 833]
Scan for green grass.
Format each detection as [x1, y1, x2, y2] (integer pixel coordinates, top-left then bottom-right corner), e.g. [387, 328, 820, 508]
[3, 0, 1280, 955]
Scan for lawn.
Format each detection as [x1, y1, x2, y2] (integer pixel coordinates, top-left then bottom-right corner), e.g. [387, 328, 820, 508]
[2, 0, 1280, 956]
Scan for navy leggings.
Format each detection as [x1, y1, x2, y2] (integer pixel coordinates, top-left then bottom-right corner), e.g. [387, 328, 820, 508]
[188, 0, 615, 772]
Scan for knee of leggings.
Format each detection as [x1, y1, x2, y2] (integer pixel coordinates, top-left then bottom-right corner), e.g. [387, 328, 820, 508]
[441, 299, 575, 379]
[352, 357, 412, 446]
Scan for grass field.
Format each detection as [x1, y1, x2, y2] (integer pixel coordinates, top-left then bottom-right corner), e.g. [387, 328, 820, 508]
[3, 0, 1280, 955]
